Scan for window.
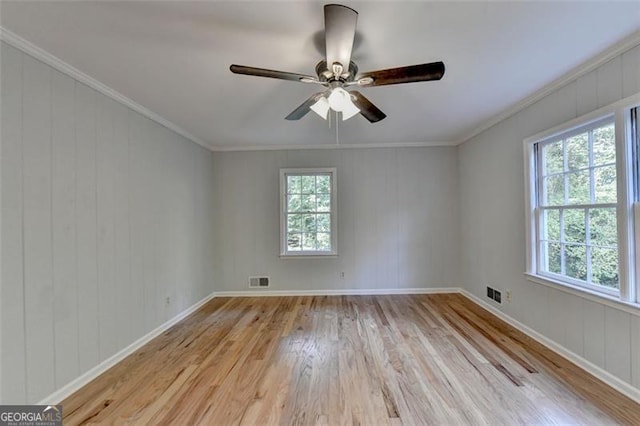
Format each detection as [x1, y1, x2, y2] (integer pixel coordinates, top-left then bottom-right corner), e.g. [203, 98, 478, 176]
[524, 94, 640, 305]
[536, 118, 619, 293]
[280, 168, 337, 257]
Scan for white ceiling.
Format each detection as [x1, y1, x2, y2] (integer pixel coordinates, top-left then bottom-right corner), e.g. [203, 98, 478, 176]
[2, 1, 639, 150]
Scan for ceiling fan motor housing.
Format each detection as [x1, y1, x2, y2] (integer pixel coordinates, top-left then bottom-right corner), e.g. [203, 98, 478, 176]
[316, 60, 358, 83]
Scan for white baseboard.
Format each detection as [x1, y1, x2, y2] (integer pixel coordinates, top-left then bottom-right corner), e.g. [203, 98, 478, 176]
[214, 287, 459, 297]
[459, 289, 640, 404]
[38, 291, 217, 405]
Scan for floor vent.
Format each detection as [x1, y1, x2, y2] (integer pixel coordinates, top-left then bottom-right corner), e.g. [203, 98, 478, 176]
[249, 276, 270, 288]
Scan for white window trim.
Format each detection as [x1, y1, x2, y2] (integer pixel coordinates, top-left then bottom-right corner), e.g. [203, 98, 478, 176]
[279, 167, 338, 258]
[523, 91, 640, 305]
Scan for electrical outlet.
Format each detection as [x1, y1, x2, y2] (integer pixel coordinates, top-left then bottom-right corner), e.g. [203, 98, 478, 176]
[165, 296, 171, 306]
[340, 271, 345, 279]
[506, 290, 512, 302]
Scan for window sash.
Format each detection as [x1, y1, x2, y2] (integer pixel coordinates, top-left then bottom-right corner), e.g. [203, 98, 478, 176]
[536, 204, 620, 293]
[536, 118, 616, 208]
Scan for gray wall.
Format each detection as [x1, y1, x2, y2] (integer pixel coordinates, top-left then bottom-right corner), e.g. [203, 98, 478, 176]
[212, 147, 460, 292]
[1, 42, 216, 403]
[458, 44, 640, 390]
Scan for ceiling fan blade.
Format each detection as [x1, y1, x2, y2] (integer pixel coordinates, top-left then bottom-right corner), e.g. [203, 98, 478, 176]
[324, 4, 358, 70]
[358, 61, 445, 87]
[285, 93, 324, 120]
[350, 91, 386, 123]
[230, 64, 318, 83]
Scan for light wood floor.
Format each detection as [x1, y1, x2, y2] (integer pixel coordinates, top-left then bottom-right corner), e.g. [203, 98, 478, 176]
[62, 294, 640, 425]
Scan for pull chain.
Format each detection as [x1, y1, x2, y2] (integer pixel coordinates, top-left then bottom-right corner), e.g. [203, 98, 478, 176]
[335, 111, 340, 145]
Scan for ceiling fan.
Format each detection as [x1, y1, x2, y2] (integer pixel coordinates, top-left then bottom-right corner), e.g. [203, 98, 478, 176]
[230, 4, 445, 123]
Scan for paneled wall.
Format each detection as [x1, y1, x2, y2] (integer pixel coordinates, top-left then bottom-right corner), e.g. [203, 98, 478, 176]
[212, 147, 460, 292]
[0, 42, 216, 403]
[458, 44, 640, 390]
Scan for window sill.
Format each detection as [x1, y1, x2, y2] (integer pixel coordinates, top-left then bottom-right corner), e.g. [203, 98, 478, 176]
[524, 272, 640, 316]
[280, 254, 338, 259]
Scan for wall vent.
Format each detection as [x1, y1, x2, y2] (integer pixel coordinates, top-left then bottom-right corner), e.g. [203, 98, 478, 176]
[486, 287, 494, 299]
[249, 276, 270, 288]
[486, 286, 502, 304]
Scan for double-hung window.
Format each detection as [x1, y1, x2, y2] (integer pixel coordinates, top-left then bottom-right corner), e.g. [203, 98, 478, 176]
[280, 168, 337, 257]
[535, 118, 618, 293]
[525, 94, 640, 305]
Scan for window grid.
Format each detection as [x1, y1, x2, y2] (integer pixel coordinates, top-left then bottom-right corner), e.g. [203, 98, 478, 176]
[542, 162, 616, 179]
[588, 129, 596, 206]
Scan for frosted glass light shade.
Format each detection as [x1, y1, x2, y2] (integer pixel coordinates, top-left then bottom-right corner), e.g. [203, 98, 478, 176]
[327, 87, 350, 112]
[341, 99, 360, 120]
[310, 97, 330, 120]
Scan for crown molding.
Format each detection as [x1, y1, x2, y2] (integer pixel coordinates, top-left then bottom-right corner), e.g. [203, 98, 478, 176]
[456, 29, 640, 145]
[210, 140, 456, 152]
[0, 27, 212, 152]
[0, 28, 454, 153]
[8, 23, 636, 152]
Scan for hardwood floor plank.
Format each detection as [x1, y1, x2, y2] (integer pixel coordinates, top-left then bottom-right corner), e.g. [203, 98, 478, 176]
[61, 294, 640, 425]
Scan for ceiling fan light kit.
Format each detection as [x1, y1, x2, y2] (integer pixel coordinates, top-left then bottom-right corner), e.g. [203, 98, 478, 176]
[310, 96, 330, 119]
[230, 3, 445, 124]
[337, 96, 360, 120]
